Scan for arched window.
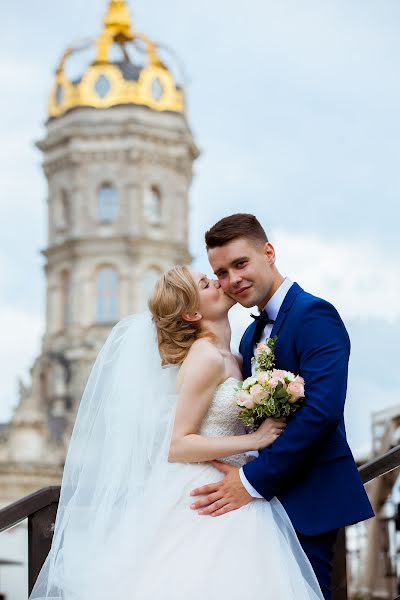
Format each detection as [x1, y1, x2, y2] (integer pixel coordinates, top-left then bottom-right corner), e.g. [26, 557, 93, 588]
[96, 267, 119, 322]
[144, 186, 162, 225]
[60, 270, 72, 327]
[142, 268, 162, 309]
[97, 184, 118, 223]
[51, 363, 66, 397]
[59, 189, 71, 229]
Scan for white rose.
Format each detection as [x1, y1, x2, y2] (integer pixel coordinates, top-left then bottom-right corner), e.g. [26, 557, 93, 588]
[285, 371, 296, 382]
[242, 376, 258, 390]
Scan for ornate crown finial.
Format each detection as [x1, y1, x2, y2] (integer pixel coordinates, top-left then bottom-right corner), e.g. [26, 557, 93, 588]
[96, 0, 134, 64]
[104, 0, 133, 31]
[48, 1, 184, 118]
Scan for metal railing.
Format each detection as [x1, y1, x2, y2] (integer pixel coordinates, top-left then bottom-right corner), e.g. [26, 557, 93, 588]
[0, 446, 400, 598]
[332, 444, 400, 600]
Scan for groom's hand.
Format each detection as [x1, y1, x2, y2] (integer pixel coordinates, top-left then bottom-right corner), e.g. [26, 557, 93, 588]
[190, 461, 253, 516]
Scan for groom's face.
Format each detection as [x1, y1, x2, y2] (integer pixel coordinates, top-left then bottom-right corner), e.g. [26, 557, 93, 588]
[208, 237, 277, 309]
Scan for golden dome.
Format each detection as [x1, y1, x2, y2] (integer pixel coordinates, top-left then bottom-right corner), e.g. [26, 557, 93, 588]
[48, 0, 184, 119]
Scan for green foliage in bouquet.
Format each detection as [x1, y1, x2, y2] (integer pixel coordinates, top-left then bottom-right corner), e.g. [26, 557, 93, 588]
[236, 336, 305, 430]
[237, 380, 303, 428]
[251, 336, 277, 372]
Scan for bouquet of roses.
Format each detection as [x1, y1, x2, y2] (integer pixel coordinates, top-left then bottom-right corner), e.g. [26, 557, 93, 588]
[236, 337, 305, 429]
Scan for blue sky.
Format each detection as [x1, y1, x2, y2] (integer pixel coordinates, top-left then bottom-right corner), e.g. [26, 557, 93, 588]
[0, 0, 399, 455]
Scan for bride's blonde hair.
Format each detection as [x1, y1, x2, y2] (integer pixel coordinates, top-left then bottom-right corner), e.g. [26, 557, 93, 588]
[149, 265, 204, 365]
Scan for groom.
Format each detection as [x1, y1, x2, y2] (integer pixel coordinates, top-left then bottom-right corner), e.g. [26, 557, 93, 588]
[190, 214, 374, 600]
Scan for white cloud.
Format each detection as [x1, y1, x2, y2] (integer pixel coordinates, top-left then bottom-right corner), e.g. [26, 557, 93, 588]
[272, 230, 400, 323]
[0, 306, 43, 422]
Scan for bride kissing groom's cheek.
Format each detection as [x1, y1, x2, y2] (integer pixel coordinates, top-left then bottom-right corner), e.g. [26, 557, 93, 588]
[31, 213, 373, 600]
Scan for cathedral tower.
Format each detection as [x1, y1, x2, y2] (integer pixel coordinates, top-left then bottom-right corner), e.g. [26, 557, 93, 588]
[0, 0, 198, 504]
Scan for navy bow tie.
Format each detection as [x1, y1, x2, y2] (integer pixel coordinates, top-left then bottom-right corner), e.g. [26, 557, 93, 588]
[250, 309, 275, 344]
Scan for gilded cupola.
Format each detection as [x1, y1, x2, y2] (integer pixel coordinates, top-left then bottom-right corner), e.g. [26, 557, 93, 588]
[48, 0, 184, 119]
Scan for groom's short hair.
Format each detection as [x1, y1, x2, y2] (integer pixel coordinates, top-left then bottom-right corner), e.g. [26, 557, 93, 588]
[205, 214, 268, 249]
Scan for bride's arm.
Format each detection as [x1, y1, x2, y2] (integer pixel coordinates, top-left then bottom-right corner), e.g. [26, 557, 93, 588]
[168, 340, 283, 464]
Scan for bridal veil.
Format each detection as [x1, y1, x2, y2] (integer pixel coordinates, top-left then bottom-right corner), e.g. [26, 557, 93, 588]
[29, 312, 179, 600]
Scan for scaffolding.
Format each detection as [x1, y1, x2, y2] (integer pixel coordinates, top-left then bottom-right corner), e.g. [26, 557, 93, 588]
[351, 404, 400, 599]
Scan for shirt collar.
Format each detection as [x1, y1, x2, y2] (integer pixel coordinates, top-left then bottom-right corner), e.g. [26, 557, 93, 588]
[262, 277, 293, 321]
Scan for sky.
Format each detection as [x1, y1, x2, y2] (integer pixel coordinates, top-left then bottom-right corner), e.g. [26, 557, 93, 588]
[0, 0, 399, 455]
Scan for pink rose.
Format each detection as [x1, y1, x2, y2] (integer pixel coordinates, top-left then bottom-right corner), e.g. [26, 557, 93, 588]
[287, 381, 305, 403]
[294, 375, 305, 385]
[271, 369, 286, 380]
[268, 369, 285, 389]
[237, 390, 256, 409]
[256, 372, 269, 385]
[249, 384, 267, 404]
[268, 377, 281, 389]
[256, 343, 271, 355]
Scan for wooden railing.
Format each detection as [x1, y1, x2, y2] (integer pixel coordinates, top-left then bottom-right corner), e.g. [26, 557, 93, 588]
[0, 487, 60, 594]
[1, 446, 400, 598]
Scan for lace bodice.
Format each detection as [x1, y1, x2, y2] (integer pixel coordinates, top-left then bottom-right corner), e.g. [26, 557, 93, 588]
[199, 377, 248, 468]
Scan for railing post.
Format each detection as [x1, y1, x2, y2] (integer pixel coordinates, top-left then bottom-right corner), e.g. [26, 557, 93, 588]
[332, 528, 347, 600]
[28, 501, 58, 594]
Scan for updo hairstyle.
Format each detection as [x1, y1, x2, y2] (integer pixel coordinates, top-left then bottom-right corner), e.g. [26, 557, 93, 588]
[148, 265, 203, 365]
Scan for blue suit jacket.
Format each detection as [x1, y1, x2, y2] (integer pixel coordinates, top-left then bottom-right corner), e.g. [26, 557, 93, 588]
[240, 283, 374, 536]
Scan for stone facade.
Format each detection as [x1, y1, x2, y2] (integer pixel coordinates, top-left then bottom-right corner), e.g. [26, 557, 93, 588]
[0, 103, 198, 508]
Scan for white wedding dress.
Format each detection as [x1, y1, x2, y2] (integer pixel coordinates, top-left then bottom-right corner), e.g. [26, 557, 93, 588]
[88, 377, 323, 600]
[29, 315, 323, 600]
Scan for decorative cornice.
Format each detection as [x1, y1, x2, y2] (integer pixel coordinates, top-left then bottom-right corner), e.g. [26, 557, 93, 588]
[42, 148, 194, 179]
[43, 235, 191, 261]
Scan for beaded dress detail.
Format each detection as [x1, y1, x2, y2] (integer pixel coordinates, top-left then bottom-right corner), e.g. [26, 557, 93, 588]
[199, 377, 248, 467]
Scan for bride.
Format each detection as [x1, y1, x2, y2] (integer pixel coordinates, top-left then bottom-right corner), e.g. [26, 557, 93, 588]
[29, 265, 323, 600]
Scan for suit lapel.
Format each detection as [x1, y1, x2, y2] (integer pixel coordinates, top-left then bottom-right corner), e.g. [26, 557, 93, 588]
[241, 322, 257, 379]
[241, 283, 303, 379]
[270, 282, 303, 338]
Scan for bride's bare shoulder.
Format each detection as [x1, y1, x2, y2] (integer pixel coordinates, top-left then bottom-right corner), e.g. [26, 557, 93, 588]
[187, 338, 223, 362]
[178, 339, 224, 388]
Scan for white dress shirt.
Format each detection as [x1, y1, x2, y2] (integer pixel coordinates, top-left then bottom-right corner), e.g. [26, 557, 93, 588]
[239, 277, 294, 498]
